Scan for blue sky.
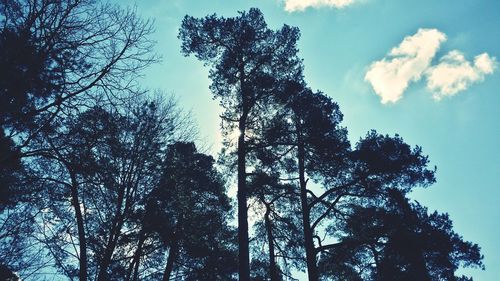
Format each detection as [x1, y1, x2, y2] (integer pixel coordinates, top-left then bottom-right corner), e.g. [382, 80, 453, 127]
[117, 0, 500, 279]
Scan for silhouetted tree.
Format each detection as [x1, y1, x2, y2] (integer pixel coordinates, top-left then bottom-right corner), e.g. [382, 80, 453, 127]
[0, 0, 156, 131]
[310, 131, 438, 280]
[252, 78, 446, 281]
[179, 9, 482, 281]
[34, 100, 167, 280]
[179, 8, 302, 280]
[252, 81, 349, 280]
[139, 142, 237, 281]
[0, 0, 156, 134]
[318, 188, 484, 281]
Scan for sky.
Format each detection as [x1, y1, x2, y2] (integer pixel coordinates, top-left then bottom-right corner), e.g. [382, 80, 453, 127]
[116, 0, 500, 279]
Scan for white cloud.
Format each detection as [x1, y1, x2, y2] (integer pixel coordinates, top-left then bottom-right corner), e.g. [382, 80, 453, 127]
[284, 0, 357, 12]
[425, 51, 497, 99]
[364, 29, 447, 104]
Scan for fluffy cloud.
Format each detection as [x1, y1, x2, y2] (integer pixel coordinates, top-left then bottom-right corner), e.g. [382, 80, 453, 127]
[364, 29, 446, 104]
[425, 51, 497, 99]
[284, 0, 357, 12]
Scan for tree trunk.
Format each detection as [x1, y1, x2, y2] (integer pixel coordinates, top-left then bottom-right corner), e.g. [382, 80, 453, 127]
[97, 188, 127, 281]
[237, 110, 250, 281]
[297, 133, 319, 281]
[126, 227, 146, 281]
[264, 206, 279, 281]
[162, 239, 180, 281]
[69, 172, 87, 281]
[97, 229, 120, 281]
[234, 61, 251, 281]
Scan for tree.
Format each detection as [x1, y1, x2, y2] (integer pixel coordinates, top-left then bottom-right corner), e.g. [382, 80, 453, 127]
[253, 78, 445, 280]
[31, 100, 169, 280]
[318, 188, 484, 281]
[179, 9, 482, 281]
[0, 6, 486, 281]
[179, 8, 302, 280]
[310, 131, 438, 280]
[252, 81, 349, 280]
[140, 142, 237, 281]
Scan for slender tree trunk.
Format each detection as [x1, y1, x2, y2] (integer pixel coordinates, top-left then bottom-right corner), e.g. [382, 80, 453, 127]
[50, 143, 88, 281]
[237, 109, 250, 281]
[297, 133, 319, 281]
[126, 227, 146, 281]
[162, 239, 179, 281]
[237, 66, 251, 281]
[97, 227, 120, 281]
[97, 188, 127, 281]
[264, 206, 279, 281]
[69, 172, 87, 281]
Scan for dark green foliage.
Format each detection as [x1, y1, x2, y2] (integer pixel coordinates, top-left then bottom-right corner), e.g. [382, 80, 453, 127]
[144, 142, 237, 280]
[179, 8, 302, 111]
[0, 264, 19, 281]
[351, 131, 436, 191]
[0, 28, 62, 130]
[319, 189, 483, 281]
[0, 130, 22, 208]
